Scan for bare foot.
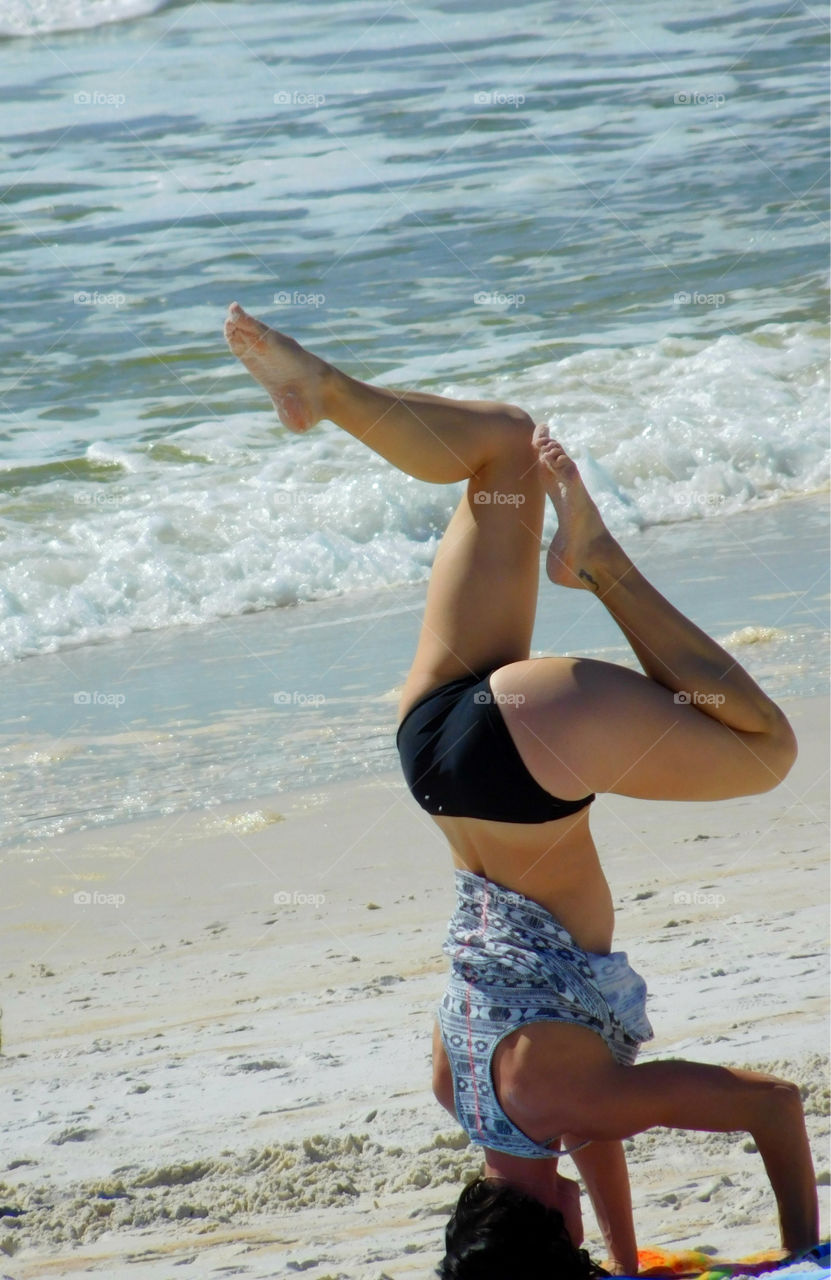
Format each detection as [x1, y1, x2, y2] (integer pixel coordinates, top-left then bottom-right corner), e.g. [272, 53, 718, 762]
[223, 302, 328, 433]
[533, 425, 626, 592]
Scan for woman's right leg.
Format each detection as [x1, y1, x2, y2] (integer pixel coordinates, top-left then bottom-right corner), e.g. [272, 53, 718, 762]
[491, 435, 797, 802]
[224, 304, 546, 700]
[224, 301, 532, 480]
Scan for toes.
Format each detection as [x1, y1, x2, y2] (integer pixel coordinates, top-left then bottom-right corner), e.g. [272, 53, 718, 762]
[538, 440, 564, 467]
[224, 303, 248, 344]
[224, 322, 255, 356]
[224, 321, 242, 349]
[541, 439, 569, 464]
[225, 302, 261, 338]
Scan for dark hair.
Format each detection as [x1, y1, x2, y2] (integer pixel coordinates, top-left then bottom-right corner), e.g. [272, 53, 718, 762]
[437, 1177, 609, 1279]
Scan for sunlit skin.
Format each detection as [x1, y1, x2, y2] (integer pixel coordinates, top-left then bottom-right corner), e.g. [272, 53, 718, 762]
[226, 303, 818, 1270]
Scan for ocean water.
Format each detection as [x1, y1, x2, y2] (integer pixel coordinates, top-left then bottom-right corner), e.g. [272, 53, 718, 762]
[1, 0, 828, 663]
[1, 0, 828, 847]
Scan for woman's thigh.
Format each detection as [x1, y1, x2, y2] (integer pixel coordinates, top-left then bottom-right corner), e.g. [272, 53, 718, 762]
[400, 432, 545, 716]
[490, 655, 788, 802]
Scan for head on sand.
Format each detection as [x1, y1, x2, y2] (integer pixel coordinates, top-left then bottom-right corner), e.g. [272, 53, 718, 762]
[437, 1177, 609, 1279]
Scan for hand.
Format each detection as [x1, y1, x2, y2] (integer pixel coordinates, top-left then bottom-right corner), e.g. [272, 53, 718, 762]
[565, 1137, 639, 1275]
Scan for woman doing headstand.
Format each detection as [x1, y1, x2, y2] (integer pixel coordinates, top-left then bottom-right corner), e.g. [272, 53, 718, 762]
[224, 303, 819, 1277]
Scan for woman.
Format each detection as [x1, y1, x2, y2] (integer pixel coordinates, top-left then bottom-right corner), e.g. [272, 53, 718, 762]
[224, 303, 819, 1275]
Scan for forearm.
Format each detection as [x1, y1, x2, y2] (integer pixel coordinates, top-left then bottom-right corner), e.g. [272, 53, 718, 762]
[566, 1137, 638, 1275]
[650, 1064, 818, 1253]
[638, 1063, 817, 1252]
[751, 1095, 819, 1253]
[549, 1059, 818, 1258]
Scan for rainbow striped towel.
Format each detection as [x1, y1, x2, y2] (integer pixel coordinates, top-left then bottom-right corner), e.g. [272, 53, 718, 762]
[631, 1243, 830, 1280]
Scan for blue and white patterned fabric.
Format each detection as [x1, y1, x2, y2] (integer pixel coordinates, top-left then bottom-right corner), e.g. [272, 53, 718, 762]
[438, 869, 654, 1159]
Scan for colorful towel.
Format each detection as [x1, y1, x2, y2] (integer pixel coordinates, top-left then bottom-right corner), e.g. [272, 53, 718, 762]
[632, 1243, 830, 1280]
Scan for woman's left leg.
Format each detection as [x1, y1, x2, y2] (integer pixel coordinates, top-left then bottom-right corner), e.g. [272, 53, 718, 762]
[490, 437, 797, 803]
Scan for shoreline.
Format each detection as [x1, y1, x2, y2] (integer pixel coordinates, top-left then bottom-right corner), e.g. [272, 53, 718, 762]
[3, 491, 829, 858]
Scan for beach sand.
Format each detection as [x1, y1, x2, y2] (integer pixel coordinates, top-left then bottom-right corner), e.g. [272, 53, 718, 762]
[1, 690, 828, 1278]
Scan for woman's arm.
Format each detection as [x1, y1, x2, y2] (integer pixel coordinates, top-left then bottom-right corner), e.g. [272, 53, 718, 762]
[508, 1025, 818, 1253]
[564, 1136, 638, 1275]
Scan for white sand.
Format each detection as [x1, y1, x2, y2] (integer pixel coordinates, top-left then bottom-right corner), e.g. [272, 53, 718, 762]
[1, 696, 828, 1278]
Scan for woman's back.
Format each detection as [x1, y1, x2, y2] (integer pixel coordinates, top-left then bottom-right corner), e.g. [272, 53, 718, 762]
[431, 807, 615, 955]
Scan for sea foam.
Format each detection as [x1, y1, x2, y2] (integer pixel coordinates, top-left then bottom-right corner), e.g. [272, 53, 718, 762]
[0, 0, 169, 36]
[0, 322, 826, 664]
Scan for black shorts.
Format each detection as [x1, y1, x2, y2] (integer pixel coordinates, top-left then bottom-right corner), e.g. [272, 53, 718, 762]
[396, 669, 594, 824]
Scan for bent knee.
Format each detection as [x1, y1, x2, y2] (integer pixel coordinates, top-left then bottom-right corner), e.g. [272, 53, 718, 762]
[767, 711, 798, 783]
[487, 403, 537, 453]
[476, 410, 542, 491]
[489, 401, 534, 432]
[742, 712, 798, 794]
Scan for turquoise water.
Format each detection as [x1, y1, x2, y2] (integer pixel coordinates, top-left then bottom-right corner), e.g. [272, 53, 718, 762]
[0, 1, 828, 848]
[0, 0, 827, 661]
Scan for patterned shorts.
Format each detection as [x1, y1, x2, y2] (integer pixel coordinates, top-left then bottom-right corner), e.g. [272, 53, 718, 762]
[438, 869, 654, 1159]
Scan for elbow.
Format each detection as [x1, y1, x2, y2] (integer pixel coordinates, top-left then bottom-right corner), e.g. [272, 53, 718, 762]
[752, 1076, 805, 1134]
